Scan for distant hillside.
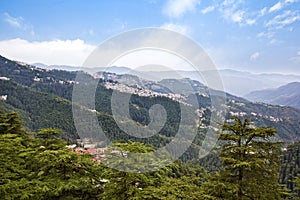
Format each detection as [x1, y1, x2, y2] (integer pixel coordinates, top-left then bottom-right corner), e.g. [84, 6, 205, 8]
[94, 71, 300, 143]
[30, 63, 300, 97]
[245, 82, 300, 110]
[33, 62, 132, 74]
[128, 69, 300, 97]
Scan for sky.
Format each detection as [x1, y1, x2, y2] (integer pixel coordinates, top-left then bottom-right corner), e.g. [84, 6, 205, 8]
[0, 0, 299, 74]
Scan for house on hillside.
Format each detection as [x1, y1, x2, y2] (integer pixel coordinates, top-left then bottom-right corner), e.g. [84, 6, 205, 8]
[0, 95, 7, 101]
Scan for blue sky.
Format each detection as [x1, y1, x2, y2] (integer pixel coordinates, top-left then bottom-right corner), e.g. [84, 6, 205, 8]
[0, 0, 299, 74]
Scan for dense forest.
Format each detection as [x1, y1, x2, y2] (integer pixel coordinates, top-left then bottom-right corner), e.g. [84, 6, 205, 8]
[1, 110, 300, 199]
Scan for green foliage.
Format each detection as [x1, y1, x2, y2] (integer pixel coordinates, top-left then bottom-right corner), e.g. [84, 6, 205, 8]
[113, 141, 155, 153]
[294, 176, 300, 198]
[202, 117, 282, 200]
[135, 176, 203, 200]
[280, 142, 300, 199]
[0, 110, 103, 199]
[0, 110, 25, 135]
[0, 80, 78, 141]
[5, 111, 300, 199]
[101, 158, 207, 200]
[0, 110, 211, 199]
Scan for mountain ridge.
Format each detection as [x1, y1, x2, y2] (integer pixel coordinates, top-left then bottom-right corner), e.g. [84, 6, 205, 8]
[245, 82, 300, 110]
[31, 61, 300, 96]
[1, 55, 300, 149]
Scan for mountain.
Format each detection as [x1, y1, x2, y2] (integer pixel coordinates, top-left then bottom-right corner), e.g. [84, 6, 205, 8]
[1, 55, 300, 157]
[30, 63, 300, 97]
[95, 71, 300, 143]
[245, 82, 300, 110]
[33, 63, 82, 71]
[0, 55, 98, 142]
[94, 71, 207, 95]
[33, 62, 132, 74]
[216, 69, 300, 96]
[127, 69, 300, 96]
[0, 55, 192, 150]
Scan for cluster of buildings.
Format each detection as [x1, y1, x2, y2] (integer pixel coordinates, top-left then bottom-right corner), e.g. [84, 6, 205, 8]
[67, 138, 126, 162]
[0, 95, 7, 101]
[103, 81, 187, 104]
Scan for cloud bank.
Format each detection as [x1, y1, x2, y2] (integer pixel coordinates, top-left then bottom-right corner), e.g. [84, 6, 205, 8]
[0, 38, 96, 66]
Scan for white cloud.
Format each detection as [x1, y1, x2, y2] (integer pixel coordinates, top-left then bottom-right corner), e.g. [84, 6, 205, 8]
[201, 6, 215, 14]
[256, 32, 265, 37]
[250, 52, 260, 61]
[3, 12, 23, 28]
[222, 0, 238, 7]
[229, 10, 245, 23]
[266, 10, 300, 29]
[259, 7, 268, 16]
[3, 12, 35, 35]
[0, 38, 96, 66]
[217, 0, 298, 28]
[245, 18, 256, 25]
[269, 0, 298, 13]
[218, 0, 250, 25]
[163, 0, 200, 18]
[257, 31, 274, 38]
[269, 39, 283, 45]
[160, 23, 191, 35]
[269, 2, 283, 13]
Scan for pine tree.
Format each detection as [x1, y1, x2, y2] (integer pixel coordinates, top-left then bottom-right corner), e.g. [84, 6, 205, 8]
[0, 110, 25, 135]
[203, 117, 282, 200]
